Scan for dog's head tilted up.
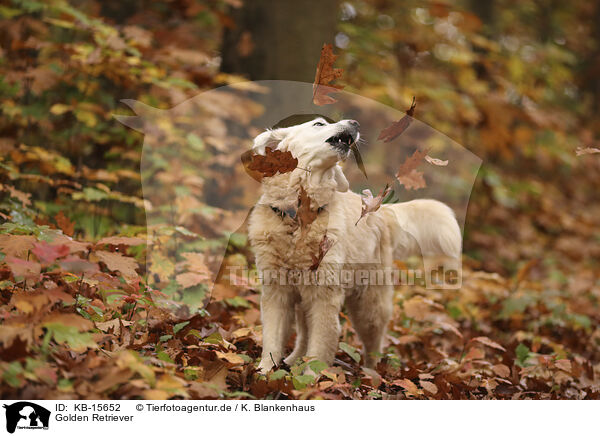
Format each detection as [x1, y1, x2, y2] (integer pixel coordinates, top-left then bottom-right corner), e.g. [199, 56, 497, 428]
[251, 117, 360, 194]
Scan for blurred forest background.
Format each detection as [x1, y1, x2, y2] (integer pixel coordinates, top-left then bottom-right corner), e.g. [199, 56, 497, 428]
[1, 0, 600, 400]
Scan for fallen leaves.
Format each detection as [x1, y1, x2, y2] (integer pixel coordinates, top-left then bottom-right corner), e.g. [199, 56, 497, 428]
[93, 251, 139, 282]
[469, 336, 507, 352]
[312, 44, 344, 106]
[356, 184, 391, 225]
[0, 234, 36, 258]
[32, 242, 69, 264]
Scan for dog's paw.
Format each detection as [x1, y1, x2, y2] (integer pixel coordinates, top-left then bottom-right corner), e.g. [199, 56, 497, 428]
[283, 353, 301, 367]
[257, 361, 274, 375]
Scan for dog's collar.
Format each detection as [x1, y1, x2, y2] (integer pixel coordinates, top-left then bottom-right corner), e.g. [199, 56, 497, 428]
[270, 205, 327, 219]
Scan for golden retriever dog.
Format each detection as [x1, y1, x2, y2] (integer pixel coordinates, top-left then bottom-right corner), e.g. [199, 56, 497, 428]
[248, 117, 461, 373]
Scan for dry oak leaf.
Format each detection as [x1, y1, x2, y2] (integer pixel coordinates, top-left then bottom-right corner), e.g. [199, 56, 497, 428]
[245, 147, 298, 178]
[395, 148, 429, 191]
[310, 233, 335, 271]
[356, 184, 392, 226]
[377, 97, 417, 142]
[312, 43, 344, 106]
[94, 250, 139, 281]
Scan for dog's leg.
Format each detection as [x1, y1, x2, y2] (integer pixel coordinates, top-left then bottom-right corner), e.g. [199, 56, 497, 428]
[258, 286, 295, 374]
[283, 304, 308, 366]
[346, 284, 393, 368]
[302, 286, 344, 366]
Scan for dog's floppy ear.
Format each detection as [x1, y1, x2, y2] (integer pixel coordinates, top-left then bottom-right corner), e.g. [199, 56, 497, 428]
[252, 128, 289, 155]
[333, 165, 349, 192]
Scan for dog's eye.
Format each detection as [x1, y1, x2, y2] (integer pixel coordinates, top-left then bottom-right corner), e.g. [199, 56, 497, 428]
[313, 122, 325, 127]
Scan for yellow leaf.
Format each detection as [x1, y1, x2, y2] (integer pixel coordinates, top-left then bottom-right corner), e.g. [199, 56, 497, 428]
[50, 104, 72, 115]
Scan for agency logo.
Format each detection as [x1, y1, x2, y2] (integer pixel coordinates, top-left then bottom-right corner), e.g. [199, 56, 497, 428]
[2, 402, 50, 434]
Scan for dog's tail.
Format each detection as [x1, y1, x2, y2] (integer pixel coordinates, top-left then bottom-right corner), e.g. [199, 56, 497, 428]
[381, 199, 462, 287]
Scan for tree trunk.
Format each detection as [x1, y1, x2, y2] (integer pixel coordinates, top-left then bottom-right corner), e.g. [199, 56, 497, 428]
[221, 0, 339, 82]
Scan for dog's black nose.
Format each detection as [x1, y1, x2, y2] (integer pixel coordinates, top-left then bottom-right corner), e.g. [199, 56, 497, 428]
[348, 120, 360, 128]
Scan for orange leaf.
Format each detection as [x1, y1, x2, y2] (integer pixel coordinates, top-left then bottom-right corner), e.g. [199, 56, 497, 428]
[312, 43, 344, 106]
[54, 211, 75, 236]
[243, 147, 298, 179]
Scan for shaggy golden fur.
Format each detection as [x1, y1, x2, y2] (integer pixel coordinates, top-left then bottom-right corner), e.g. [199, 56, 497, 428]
[248, 118, 461, 373]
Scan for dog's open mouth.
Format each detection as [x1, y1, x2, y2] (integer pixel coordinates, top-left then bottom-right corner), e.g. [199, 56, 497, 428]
[326, 131, 357, 153]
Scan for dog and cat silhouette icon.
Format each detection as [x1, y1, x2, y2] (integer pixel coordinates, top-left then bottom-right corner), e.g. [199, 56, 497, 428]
[3, 402, 50, 433]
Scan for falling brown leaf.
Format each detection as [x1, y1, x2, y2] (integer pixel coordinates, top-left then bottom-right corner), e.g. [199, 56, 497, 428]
[575, 147, 600, 156]
[243, 147, 298, 179]
[298, 186, 318, 233]
[377, 97, 417, 142]
[425, 155, 449, 166]
[312, 43, 344, 106]
[310, 233, 334, 271]
[356, 184, 392, 225]
[395, 148, 429, 190]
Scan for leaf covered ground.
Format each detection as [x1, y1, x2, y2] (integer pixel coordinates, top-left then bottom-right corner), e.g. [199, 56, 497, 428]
[0, 226, 598, 399]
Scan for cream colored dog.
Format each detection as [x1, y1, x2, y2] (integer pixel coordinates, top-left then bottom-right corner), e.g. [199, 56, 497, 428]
[248, 117, 461, 373]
